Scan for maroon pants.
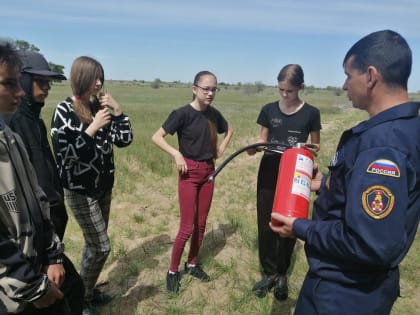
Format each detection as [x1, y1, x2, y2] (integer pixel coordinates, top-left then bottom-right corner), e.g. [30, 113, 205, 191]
[169, 158, 214, 272]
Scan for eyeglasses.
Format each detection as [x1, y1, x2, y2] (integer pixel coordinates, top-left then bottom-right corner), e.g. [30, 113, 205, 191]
[194, 85, 219, 94]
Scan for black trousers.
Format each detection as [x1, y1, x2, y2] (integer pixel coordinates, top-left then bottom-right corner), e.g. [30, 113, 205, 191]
[49, 202, 69, 241]
[19, 255, 84, 315]
[256, 154, 297, 277]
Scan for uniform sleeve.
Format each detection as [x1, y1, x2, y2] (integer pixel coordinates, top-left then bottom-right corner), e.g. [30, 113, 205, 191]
[110, 114, 133, 148]
[294, 146, 410, 267]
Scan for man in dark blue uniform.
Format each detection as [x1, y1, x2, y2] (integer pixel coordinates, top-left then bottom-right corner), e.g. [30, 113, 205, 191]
[270, 29, 420, 315]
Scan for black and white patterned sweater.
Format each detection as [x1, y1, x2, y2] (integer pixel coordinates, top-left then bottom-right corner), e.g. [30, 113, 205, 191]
[51, 98, 133, 195]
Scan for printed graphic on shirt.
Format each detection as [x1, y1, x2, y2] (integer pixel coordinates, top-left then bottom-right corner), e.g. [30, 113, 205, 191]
[270, 118, 283, 127]
[366, 159, 400, 178]
[287, 135, 298, 147]
[1, 190, 17, 212]
[362, 185, 395, 219]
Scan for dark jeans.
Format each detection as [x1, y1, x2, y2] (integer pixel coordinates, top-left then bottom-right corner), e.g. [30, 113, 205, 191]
[19, 255, 84, 315]
[256, 154, 297, 276]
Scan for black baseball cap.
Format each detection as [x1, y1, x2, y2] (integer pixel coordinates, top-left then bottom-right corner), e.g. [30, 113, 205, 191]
[19, 51, 66, 80]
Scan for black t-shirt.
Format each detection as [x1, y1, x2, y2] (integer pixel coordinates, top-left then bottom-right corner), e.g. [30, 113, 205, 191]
[162, 104, 229, 161]
[257, 101, 321, 152]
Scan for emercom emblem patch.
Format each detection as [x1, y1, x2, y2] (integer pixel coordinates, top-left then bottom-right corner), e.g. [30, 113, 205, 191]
[362, 185, 395, 219]
[366, 159, 400, 178]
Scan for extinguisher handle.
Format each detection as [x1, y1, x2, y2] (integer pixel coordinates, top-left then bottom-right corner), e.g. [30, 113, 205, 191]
[208, 142, 280, 182]
[263, 147, 286, 155]
[297, 143, 319, 156]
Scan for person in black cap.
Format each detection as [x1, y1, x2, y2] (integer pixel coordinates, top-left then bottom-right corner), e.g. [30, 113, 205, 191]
[7, 50, 85, 315]
[9, 51, 68, 239]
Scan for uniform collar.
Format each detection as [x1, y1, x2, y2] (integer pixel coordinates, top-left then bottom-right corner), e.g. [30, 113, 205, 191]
[352, 102, 419, 135]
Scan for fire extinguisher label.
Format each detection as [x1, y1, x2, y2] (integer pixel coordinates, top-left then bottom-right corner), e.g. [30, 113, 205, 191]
[291, 153, 313, 200]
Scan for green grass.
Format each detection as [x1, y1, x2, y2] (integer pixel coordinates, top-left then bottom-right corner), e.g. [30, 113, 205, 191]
[42, 81, 419, 315]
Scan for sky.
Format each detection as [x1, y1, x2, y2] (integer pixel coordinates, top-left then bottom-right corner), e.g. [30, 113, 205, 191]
[2, 0, 420, 91]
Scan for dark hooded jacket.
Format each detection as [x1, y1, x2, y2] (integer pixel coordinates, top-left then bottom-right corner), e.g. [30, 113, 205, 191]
[8, 72, 67, 233]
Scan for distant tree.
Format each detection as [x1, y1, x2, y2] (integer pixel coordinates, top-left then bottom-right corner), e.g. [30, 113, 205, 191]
[304, 85, 315, 94]
[14, 39, 65, 79]
[243, 83, 258, 95]
[334, 87, 342, 96]
[151, 78, 162, 89]
[15, 40, 40, 52]
[49, 62, 65, 75]
[254, 81, 265, 93]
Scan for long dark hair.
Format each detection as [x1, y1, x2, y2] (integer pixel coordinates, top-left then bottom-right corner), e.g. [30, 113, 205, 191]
[70, 56, 104, 124]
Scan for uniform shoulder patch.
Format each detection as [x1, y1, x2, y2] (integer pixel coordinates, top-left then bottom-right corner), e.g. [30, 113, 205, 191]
[361, 185, 395, 219]
[366, 159, 400, 178]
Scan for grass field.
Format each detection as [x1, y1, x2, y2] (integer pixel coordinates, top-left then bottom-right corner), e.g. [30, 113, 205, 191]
[42, 81, 419, 314]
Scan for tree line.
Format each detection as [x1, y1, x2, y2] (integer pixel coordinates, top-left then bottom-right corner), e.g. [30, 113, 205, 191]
[14, 39, 65, 76]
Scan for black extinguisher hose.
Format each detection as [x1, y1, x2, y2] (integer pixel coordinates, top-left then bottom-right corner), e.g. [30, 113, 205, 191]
[208, 142, 285, 182]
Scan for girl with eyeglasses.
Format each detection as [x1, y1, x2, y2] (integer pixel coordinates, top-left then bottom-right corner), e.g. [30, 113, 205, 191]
[152, 70, 233, 294]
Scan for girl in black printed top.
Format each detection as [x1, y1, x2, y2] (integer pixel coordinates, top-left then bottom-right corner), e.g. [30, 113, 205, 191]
[51, 56, 133, 315]
[152, 71, 233, 293]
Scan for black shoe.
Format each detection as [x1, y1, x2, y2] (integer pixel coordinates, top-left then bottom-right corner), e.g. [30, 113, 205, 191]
[166, 271, 181, 293]
[252, 276, 277, 298]
[92, 288, 113, 305]
[184, 262, 210, 282]
[82, 302, 96, 315]
[273, 275, 288, 301]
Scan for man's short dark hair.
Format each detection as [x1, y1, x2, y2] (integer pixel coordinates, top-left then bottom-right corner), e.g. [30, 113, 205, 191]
[343, 30, 412, 89]
[0, 40, 21, 73]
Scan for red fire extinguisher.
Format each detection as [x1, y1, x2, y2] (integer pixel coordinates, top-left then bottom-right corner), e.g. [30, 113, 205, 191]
[272, 144, 314, 220]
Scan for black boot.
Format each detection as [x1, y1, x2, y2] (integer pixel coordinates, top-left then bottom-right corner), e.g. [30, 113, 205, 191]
[273, 275, 288, 301]
[251, 275, 277, 298]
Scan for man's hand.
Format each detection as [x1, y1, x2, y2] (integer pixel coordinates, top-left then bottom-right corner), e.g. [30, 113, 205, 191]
[269, 213, 296, 237]
[43, 264, 65, 288]
[311, 163, 323, 192]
